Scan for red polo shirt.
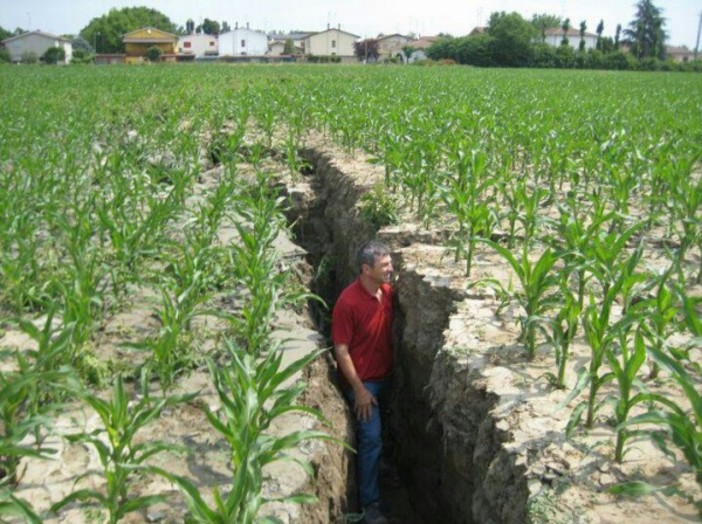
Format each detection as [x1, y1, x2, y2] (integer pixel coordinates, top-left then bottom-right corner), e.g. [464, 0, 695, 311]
[331, 277, 394, 385]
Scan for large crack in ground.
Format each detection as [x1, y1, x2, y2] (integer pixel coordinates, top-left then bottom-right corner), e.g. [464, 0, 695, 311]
[290, 140, 701, 524]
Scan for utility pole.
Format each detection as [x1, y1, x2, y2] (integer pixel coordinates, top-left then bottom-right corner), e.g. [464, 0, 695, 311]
[695, 10, 702, 61]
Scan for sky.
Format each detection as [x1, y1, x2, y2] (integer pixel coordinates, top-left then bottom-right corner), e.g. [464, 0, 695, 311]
[1, 0, 700, 48]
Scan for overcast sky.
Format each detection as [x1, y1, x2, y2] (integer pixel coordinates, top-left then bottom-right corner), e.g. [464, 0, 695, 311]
[1, 0, 700, 48]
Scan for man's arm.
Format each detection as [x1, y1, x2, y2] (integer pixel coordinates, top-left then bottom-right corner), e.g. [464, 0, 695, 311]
[334, 342, 376, 421]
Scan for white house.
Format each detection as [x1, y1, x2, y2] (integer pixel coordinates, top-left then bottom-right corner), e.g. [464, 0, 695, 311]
[177, 33, 218, 57]
[404, 37, 438, 63]
[1, 30, 72, 63]
[303, 26, 359, 58]
[219, 26, 268, 56]
[543, 28, 598, 51]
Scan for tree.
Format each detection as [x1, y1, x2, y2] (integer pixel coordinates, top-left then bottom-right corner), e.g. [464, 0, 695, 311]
[623, 0, 667, 59]
[199, 19, 220, 36]
[80, 7, 177, 54]
[42, 46, 66, 64]
[531, 14, 562, 29]
[68, 35, 93, 53]
[353, 38, 379, 62]
[488, 11, 536, 67]
[531, 13, 562, 41]
[596, 19, 605, 50]
[283, 39, 295, 54]
[221, 21, 231, 33]
[186, 19, 195, 34]
[561, 18, 571, 46]
[401, 45, 415, 63]
[615, 24, 622, 50]
[579, 21, 587, 52]
[0, 48, 10, 63]
[0, 26, 27, 41]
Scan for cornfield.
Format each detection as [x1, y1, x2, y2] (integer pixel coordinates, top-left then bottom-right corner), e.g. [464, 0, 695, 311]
[0, 64, 700, 521]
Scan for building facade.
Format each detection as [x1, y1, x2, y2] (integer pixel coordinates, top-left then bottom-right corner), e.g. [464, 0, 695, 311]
[543, 28, 598, 51]
[123, 27, 178, 63]
[303, 27, 359, 58]
[219, 27, 268, 56]
[178, 33, 218, 57]
[1, 30, 72, 63]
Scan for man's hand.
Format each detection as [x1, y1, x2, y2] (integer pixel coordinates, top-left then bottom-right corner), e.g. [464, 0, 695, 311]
[353, 385, 377, 421]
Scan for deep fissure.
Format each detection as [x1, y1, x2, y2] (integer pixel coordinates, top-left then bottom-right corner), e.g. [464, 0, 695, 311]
[282, 148, 455, 523]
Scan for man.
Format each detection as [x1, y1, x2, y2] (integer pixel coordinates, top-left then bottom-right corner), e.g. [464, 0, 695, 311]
[331, 240, 394, 524]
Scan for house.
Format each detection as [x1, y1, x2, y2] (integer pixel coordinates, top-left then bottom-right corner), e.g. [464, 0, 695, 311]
[1, 30, 72, 63]
[267, 32, 310, 55]
[666, 45, 695, 63]
[123, 27, 178, 63]
[268, 40, 304, 55]
[302, 25, 359, 60]
[405, 36, 439, 63]
[377, 34, 412, 62]
[178, 33, 218, 57]
[219, 25, 268, 56]
[542, 27, 598, 51]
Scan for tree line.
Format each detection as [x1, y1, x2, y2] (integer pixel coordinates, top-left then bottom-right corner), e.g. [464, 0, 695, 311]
[425, 1, 699, 71]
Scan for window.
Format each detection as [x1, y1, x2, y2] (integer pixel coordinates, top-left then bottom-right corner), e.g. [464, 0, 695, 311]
[331, 40, 336, 48]
[209, 41, 215, 46]
[184, 41, 192, 48]
[241, 40, 246, 47]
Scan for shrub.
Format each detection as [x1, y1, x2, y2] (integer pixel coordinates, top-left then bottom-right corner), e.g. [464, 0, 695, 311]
[145, 46, 162, 62]
[70, 48, 93, 65]
[42, 46, 66, 64]
[20, 51, 38, 64]
[0, 47, 10, 63]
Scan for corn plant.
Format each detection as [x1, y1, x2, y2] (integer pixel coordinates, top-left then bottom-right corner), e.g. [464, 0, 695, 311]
[616, 344, 702, 516]
[478, 239, 560, 360]
[51, 372, 194, 523]
[0, 363, 59, 487]
[443, 149, 498, 277]
[553, 204, 614, 310]
[636, 272, 680, 379]
[607, 325, 648, 463]
[154, 339, 338, 524]
[566, 242, 644, 433]
[0, 488, 41, 524]
[534, 283, 580, 389]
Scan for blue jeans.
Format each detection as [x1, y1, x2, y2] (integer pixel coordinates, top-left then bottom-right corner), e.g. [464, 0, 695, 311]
[344, 379, 390, 508]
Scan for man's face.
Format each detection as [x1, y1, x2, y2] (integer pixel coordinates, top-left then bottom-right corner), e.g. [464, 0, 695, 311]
[364, 254, 393, 285]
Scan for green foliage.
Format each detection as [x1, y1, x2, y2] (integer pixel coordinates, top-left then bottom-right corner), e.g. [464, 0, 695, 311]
[145, 45, 163, 62]
[624, 0, 668, 59]
[0, 48, 10, 63]
[359, 183, 399, 229]
[41, 46, 66, 65]
[51, 373, 194, 523]
[488, 11, 537, 66]
[154, 340, 336, 524]
[198, 18, 221, 36]
[70, 48, 93, 64]
[20, 51, 38, 64]
[80, 6, 178, 54]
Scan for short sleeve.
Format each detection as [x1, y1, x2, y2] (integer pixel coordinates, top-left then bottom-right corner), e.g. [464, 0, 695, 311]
[331, 298, 353, 346]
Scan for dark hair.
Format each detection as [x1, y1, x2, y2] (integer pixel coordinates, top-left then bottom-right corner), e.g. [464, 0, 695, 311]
[357, 240, 390, 272]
